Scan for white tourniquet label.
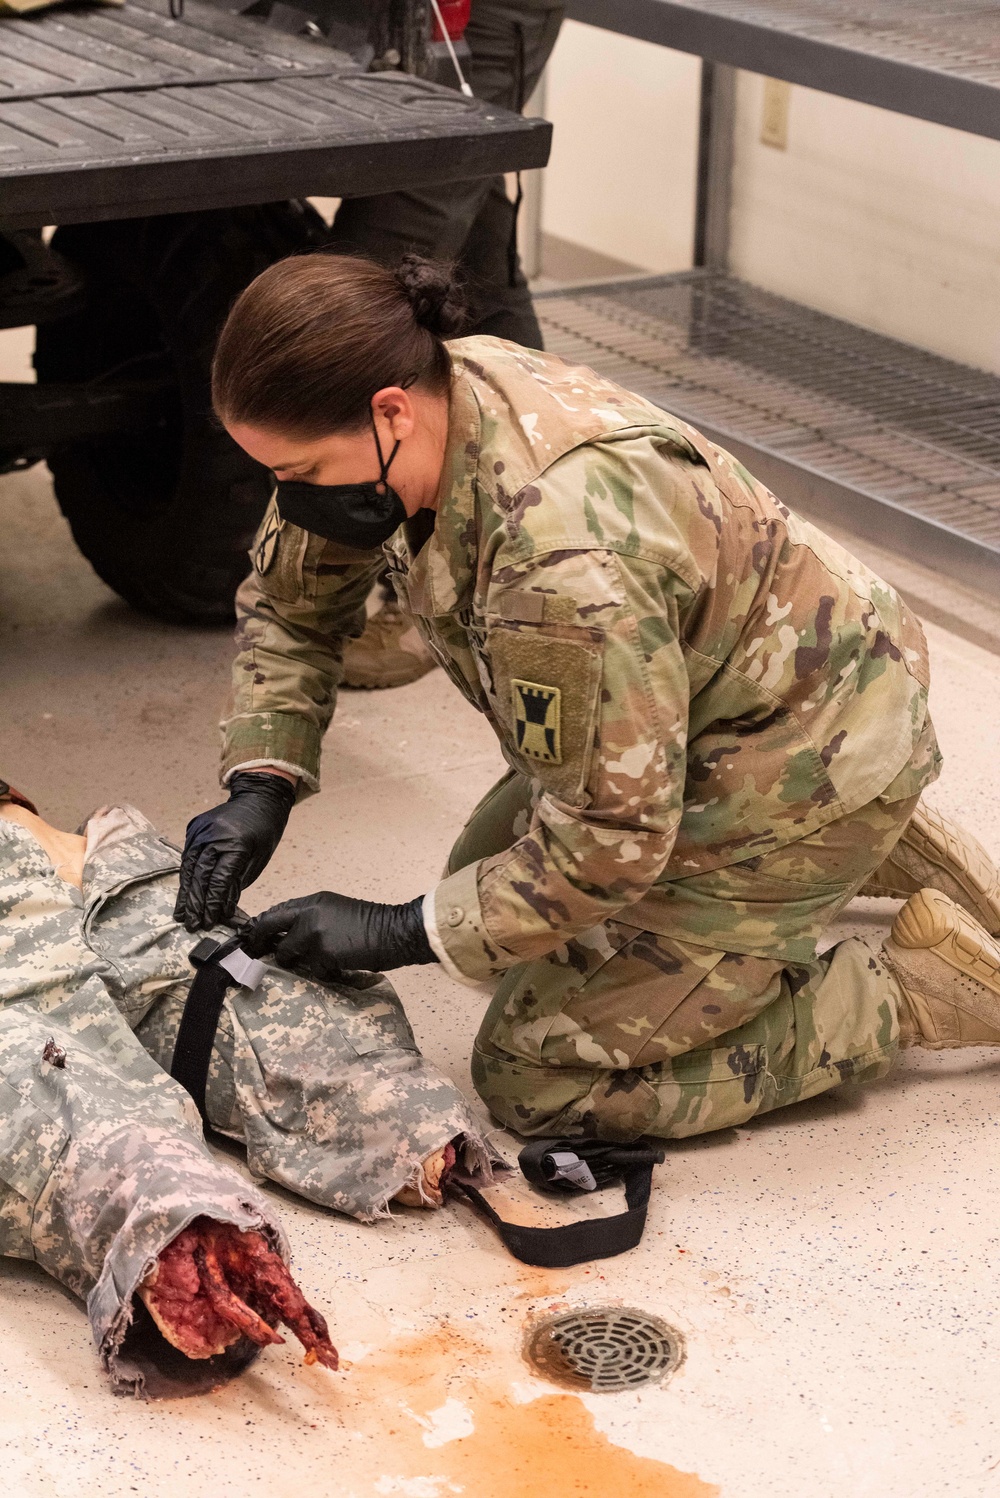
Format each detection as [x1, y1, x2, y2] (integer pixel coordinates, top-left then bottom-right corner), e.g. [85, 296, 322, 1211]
[217, 946, 268, 990]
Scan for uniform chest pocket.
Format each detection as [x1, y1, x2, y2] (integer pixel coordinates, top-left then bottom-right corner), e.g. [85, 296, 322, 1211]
[0, 1078, 69, 1223]
[486, 621, 604, 806]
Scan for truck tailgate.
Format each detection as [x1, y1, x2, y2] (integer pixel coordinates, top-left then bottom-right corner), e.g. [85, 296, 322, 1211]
[0, 0, 551, 228]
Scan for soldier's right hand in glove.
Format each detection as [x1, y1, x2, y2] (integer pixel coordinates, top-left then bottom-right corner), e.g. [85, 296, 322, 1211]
[174, 771, 297, 932]
[240, 890, 437, 979]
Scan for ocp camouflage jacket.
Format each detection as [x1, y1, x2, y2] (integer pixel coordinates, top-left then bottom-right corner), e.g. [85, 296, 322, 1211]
[223, 337, 940, 982]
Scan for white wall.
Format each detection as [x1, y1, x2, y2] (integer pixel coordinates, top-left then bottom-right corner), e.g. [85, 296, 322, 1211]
[540, 21, 701, 273]
[728, 73, 1000, 376]
[539, 24, 1000, 375]
[0, 325, 35, 383]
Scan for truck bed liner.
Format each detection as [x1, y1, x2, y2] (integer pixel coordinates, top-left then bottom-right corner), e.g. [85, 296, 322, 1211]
[0, 0, 550, 228]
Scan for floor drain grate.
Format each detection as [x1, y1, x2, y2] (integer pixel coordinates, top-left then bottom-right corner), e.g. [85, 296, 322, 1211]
[523, 1307, 683, 1393]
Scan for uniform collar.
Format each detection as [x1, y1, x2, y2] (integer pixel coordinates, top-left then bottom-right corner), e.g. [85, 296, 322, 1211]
[394, 365, 481, 619]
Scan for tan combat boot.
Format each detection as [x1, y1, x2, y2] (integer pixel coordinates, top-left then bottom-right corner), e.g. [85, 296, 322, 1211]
[861, 801, 1000, 936]
[341, 600, 437, 690]
[882, 888, 1000, 1048]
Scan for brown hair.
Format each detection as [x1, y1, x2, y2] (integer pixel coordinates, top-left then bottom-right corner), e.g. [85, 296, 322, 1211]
[212, 252, 466, 438]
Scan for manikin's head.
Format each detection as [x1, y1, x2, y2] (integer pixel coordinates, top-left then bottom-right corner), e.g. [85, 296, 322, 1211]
[212, 253, 465, 519]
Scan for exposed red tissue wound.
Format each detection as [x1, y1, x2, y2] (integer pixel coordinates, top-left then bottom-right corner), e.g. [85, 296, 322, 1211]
[140, 1217, 338, 1371]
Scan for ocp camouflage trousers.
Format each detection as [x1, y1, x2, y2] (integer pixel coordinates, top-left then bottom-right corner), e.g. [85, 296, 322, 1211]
[453, 772, 920, 1141]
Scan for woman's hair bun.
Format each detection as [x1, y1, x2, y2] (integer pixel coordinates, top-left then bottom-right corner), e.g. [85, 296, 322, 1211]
[394, 253, 466, 338]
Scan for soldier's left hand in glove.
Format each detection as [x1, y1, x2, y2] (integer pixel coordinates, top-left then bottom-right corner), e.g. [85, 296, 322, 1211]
[174, 771, 297, 932]
[241, 890, 437, 978]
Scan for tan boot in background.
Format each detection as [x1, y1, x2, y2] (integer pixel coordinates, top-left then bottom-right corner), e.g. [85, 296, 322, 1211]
[883, 888, 1000, 1048]
[862, 801, 1000, 936]
[341, 600, 437, 690]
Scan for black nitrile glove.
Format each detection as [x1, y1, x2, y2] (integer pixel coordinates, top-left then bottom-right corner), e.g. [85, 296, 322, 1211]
[174, 772, 296, 932]
[241, 890, 437, 979]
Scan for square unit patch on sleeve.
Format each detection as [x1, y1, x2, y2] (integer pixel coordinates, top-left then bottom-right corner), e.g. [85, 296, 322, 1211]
[512, 679, 562, 765]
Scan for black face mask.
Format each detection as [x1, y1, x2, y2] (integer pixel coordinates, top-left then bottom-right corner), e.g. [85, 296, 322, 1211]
[274, 415, 406, 551]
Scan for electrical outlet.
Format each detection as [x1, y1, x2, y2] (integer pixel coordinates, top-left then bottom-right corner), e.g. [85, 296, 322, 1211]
[761, 77, 791, 149]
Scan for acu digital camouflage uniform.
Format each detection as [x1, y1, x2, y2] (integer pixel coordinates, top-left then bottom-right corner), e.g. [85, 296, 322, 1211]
[223, 335, 941, 1143]
[0, 806, 490, 1391]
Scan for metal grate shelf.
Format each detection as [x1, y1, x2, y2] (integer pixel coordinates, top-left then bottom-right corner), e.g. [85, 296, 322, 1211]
[535, 271, 1000, 589]
[567, 0, 1000, 142]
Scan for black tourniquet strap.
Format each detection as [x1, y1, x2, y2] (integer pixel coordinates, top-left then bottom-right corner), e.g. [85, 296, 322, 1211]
[448, 1139, 665, 1269]
[170, 935, 244, 1123]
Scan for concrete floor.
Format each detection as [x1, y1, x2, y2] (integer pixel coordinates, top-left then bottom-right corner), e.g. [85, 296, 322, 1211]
[2, 428, 1000, 1497]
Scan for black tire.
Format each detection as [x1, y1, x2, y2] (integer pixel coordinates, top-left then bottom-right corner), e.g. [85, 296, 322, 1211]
[34, 203, 327, 624]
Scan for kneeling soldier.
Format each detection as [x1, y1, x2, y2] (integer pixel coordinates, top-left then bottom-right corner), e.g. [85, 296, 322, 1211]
[175, 252, 1000, 1144]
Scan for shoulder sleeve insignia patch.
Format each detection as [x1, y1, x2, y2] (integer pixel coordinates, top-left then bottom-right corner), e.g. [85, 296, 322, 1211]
[512, 679, 562, 765]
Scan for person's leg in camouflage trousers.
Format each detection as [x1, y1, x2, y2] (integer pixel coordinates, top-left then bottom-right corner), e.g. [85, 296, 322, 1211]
[330, 0, 564, 688]
[455, 773, 1000, 1142]
[329, 0, 564, 346]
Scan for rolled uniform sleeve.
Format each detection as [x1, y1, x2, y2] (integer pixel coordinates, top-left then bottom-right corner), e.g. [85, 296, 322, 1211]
[426, 546, 693, 982]
[221, 499, 385, 795]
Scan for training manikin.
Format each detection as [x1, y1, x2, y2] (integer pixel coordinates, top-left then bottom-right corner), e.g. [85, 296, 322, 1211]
[0, 788, 491, 1396]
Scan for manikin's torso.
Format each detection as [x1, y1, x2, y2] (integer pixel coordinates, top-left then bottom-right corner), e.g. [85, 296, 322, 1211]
[0, 802, 195, 1020]
[0, 803, 85, 888]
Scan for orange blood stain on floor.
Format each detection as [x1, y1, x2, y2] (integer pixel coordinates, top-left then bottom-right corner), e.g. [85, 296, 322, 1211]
[338, 1324, 718, 1498]
[511, 1263, 583, 1300]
